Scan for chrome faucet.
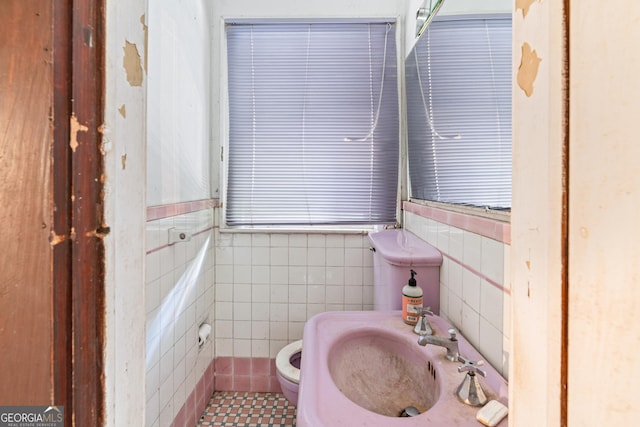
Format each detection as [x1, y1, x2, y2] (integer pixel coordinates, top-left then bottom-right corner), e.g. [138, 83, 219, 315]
[417, 328, 460, 362]
[455, 356, 488, 406]
[412, 306, 434, 335]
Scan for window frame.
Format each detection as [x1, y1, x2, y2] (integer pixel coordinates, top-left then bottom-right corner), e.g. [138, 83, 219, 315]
[219, 18, 404, 232]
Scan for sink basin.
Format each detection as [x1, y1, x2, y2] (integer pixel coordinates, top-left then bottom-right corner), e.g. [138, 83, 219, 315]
[297, 310, 508, 426]
[329, 329, 440, 417]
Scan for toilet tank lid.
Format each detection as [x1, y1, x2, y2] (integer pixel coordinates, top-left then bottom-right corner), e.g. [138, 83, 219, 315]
[368, 229, 442, 267]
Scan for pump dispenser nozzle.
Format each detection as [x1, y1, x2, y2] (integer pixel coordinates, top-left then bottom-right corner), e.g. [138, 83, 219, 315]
[408, 269, 417, 286]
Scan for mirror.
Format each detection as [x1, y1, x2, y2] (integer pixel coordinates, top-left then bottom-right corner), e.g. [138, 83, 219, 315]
[415, 0, 446, 38]
[404, 13, 513, 208]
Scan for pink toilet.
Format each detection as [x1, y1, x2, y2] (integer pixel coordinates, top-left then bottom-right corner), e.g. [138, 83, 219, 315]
[275, 339, 303, 404]
[368, 229, 442, 314]
[275, 229, 442, 405]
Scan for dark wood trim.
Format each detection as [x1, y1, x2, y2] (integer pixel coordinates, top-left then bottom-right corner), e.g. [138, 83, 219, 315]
[52, 0, 73, 422]
[561, 1, 570, 426]
[52, 0, 106, 425]
[70, 1, 106, 426]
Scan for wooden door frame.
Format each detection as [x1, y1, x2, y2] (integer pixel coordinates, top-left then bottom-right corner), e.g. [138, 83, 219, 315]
[52, 1, 106, 425]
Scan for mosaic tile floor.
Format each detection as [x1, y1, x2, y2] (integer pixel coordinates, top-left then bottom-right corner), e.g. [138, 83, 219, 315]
[198, 391, 297, 427]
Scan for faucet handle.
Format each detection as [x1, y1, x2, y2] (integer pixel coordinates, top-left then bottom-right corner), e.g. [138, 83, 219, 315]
[415, 306, 434, 317]
[457, 355, 486, 377]
[413, 307, 434, 335]
[447, 328, 457, 341]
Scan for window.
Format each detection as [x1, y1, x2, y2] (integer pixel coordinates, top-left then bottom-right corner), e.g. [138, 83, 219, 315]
[406, 15, 512, 209]
[225, 21, 399, 226]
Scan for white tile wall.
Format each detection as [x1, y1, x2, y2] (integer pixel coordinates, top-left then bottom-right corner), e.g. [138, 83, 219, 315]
[144, 206, 508, 426]
[145, 209, 215, 427]
[214, 219, 374, 360]
[404, 211, 511, 379]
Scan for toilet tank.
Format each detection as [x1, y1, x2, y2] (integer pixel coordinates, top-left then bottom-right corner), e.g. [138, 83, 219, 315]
[368, 229, 443, 314]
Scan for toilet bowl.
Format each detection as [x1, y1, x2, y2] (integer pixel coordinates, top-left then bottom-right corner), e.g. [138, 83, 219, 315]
[275, 339, 303, 405]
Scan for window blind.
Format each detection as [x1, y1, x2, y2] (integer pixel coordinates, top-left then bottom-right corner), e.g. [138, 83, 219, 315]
[406, 16, 512, 209]
[225, 22, 399, 226]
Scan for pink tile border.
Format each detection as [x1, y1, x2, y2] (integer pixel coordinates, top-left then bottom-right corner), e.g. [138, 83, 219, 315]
[403, 201, 511, 244]
[444, 252, 510, 295]
[171, 358, 216, 427]
[213, 357, 283, 394]
[147, 198, 219, 222]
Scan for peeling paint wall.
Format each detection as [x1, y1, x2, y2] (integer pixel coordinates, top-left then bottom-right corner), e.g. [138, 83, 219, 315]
[123, 40, 144, 86]
[515, 0, 539, 18]
[103, 1, 148, 426]
[70, 113, 89, 152]
[517, 42, 542, 97]
[513, 1, 640, 425]
[511, 1, 566, 425]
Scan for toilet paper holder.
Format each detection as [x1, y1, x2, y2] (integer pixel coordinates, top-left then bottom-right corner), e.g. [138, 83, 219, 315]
[198, 322, 212, 348]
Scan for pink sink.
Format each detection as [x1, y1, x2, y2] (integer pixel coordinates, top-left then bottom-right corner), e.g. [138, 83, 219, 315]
[297, 311, 508, 426]
[329, 328, 441, 416]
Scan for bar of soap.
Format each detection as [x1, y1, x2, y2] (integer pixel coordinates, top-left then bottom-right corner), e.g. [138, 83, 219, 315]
[476, 400, 508, 427]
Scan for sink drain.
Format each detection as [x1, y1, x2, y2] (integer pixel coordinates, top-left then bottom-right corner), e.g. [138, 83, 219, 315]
[400, 406, 420, 417]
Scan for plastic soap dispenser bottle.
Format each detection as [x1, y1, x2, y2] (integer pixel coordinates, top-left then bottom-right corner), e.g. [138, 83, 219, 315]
[402, 269, 423, 325]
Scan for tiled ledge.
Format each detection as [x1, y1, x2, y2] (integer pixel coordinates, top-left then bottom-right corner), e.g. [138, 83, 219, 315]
[147, 199, 219, 222]
[403, 201, 511, 244]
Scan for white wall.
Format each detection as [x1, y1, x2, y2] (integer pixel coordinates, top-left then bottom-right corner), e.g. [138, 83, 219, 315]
[104, 1, 148, 426]
[147, 0, 212, 206]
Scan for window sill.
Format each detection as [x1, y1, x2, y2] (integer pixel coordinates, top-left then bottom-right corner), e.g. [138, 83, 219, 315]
[404, 199, 511, 244]
[408, 199, 510, 223]
[217, 224, 393, 235]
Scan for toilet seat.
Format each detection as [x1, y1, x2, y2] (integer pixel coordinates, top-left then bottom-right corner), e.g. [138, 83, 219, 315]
[276, 339, 303, 383]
